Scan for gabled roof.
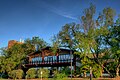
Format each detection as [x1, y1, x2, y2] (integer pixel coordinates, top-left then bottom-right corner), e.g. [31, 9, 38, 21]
[27, 46, 73, 56]
[28, 50, 41, 56]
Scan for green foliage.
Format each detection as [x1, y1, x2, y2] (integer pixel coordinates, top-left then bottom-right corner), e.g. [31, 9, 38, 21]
[93, 71, 101, 78]
[52, 23, 79, 49]
[81, 3, 96, 33]
[25, 36, 48, 51]
[53, 72, 67, 80]
[0, 44, 26, 73]
[92, 65, 102, 78]
[60, 67, 71, 76]
[52, 5, 119, 78]
[26, 68, 36, 79]
[0, 36, 48, 78]
[103, 7, 116, 26]
[15, 69, 24, 79]
[37, 68, 49, 78]
[8, 70, 16, 79]
[105, 24, 120, 77]
[8, 69, 24, 79]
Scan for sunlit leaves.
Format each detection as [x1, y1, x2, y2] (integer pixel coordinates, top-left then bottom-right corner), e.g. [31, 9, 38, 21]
[103, 7, 116, 26]
[0, 36, 48, 75]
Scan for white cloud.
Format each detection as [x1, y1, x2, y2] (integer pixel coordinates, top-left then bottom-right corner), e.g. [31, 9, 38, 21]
[40, 0, 78, 20]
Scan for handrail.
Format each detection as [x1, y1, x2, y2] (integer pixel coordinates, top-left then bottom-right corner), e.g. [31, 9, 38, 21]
[26, 59, 73, 65]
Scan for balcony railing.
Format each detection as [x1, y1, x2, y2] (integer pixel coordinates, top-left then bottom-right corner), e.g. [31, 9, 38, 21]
[27, 59, 73, 65]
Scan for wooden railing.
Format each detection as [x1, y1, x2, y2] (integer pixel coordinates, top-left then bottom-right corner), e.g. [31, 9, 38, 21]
[27, 59, 73, 65]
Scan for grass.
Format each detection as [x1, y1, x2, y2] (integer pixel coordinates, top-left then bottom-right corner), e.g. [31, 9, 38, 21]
[1, 76, 120, 80]
[0, 78, 117, 80]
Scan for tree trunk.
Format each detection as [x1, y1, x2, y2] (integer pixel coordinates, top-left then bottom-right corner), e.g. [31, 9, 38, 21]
[83, 72, 86, 77]
[100, 65, 104, 77]
[103, 66, 113, 77]
[100, 68, 103, 77]
[116, 64, 120, 77]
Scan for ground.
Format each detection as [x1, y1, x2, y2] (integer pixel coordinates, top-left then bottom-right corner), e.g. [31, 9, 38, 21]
[0, 77, 120, 80]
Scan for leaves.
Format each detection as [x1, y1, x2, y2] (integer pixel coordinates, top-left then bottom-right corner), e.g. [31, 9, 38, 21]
[0, 36, 48, 76]
[52, 4, 120, 77]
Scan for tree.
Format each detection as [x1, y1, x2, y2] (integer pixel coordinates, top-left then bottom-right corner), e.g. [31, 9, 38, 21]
[0, 43, 26, 74]
[75, 6, 117, 78]
[105, 23, 120, 77]
[52, 4, 119, 78]
[0, 36, 48, 78]
[24, 36, 48, 52]
[52, 23, 79, 49]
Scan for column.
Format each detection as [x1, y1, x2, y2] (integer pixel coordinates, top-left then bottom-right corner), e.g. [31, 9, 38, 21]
[73, 54, 76, 76]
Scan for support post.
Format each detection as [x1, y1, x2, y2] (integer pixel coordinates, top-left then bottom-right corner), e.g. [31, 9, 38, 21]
[42, 52, 44, 63]
[41, 71, 42, 80]
[90, 67, 92, 80]
[70, 50, 72, 80]
[56, 53, 59, 63]
[73, 54, 76, 76]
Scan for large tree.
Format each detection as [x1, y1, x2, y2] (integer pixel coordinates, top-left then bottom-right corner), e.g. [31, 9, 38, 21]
[0, 43, 26, 77]
[0, 36, 48, 77]
[105, 22, 120, 77]
[52, 4, 119, 78]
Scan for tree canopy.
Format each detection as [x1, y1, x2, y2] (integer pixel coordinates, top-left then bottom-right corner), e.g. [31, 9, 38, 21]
[52, 4, 120, 77]
[0, 36, 48, 77]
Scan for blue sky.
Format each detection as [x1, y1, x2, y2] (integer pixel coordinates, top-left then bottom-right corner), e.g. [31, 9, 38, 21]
[0, 0, 120, 48]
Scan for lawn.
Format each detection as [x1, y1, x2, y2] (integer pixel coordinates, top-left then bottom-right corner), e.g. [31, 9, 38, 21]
[0, 78, 118, 80]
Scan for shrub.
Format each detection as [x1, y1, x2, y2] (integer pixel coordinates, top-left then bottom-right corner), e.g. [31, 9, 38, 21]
[8, 70, 16, 79]
[92, 64, 102, 78]
[53, 71, 67, 80]
[16, 69, 24, 79]
[8, 69, 24, 79]
[37, 68, 49, 78]
[92, 70, 101, 78]
[61, 67, 71, 76]
[26, 68, 36, 79]
[0, 72, 8, 78]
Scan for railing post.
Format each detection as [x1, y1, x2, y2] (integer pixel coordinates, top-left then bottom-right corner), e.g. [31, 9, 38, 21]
[70, 50, 72, 80]
[41, 71, 42, 80]
[90, 67, 92, 80]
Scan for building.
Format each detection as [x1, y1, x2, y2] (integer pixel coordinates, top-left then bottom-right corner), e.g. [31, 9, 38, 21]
[8, 40, 23, 48]
[23, 46, 80, 76]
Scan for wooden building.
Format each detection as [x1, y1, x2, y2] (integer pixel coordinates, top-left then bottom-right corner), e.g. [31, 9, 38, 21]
[23, 46, 78, 74]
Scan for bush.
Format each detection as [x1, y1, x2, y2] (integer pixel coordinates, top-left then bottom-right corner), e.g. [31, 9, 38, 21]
[0, 72, 8, 78]
[53, 71, 67, 80]
[92, 65, 102, 78]
[8, 70, 16, 79]
[37, 68, 49, 78]
[61, 67, 71, 76]
[8, 69, 24, 79]
[16, 69, 24, 79]
[26, 68, 36, 79]
[92, 70, 101, 78]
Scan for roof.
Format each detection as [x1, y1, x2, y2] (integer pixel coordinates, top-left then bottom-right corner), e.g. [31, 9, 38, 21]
[27, 46, 73, 56]
[28, 50, 41, 56]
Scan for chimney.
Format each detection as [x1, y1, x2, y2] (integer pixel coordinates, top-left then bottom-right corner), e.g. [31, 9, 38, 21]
[8, 40, 17, 48]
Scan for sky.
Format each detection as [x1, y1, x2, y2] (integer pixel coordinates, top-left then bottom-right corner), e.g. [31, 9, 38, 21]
[0, 0, 120, 48]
